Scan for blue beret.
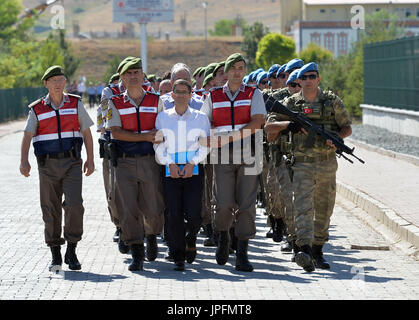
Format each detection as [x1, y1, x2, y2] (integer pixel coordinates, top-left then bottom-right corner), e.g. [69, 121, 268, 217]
[297, 62, 319, 78]
[276, 64, 287, 78]
[286, 69, 301, 85]
[267, 64, 280, 78]
[247, 71, 255, 81]
[256, 71, 268, 84]
[250, 69, 264, 82]
[285, 59, 305, 73]
[243, 75, 249, 84]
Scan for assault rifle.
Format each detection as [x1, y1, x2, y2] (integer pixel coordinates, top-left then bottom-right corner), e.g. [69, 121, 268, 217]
[265, 97, 365, 164]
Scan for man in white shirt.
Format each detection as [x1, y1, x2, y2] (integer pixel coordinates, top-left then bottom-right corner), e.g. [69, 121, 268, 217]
[154, 79, 210, 271]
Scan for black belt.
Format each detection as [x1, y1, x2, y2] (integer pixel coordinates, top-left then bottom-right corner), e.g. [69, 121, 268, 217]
[44, 150, 74, 159]
[117, 153, 154, 159]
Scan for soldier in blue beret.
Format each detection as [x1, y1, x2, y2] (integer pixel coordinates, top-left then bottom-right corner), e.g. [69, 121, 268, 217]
[267, 64, 281, 90]
[276, 64, 288, 88]
[256, 71, 269, 91]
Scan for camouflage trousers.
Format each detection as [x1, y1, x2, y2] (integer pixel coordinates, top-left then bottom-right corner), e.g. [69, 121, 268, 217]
[292, 157, 338, 247]
[273, 161, 296, 241]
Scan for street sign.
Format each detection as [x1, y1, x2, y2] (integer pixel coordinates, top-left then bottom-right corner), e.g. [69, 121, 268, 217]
[113, 0, 174, 23]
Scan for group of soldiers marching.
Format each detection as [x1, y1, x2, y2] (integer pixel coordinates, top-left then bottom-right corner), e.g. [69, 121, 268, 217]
[20, 51, 353, 274]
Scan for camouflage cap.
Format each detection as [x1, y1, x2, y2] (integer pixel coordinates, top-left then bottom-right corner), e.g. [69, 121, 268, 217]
[117, 56, 137, 74]
[224, 53, 246, 73]
[42, 65, 65, 81]
[119, 58, 142, 75]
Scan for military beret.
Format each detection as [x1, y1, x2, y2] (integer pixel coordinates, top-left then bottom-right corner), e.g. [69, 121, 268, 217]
[192, 79, 196, 87]
[212, 61, 225, 77]
[117, 56, 136, 74]
[193, 67, 202, 77]
[224, 53, 246, 73]
[267, 64, 280, 78]
[276, 64, 287, 78]
[251, 69, 264, 82]
[204, 63, 218, 79]
[119, 58, 142, 75]
[109, 73, 120, 84]
[256, 71, 268, 84]
[198, 67, 206, 77]
[203, 73, 214, 88]
[156, 77, 162, 82]
[242, 75, 249, 84]
[147, 74, 156, 82]
[297, 62, 319, 78]
[286, 69, 301, 85]
[42, 65, 65, 81]
[285, 58, 305, 73]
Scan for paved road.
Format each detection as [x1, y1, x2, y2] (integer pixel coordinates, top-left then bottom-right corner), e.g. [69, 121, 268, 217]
[0, 111, 418, 300]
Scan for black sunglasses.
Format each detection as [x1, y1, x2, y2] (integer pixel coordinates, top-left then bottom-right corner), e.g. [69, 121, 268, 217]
[289, 82, 301, 88]
[277, 73, 286, 79]
[259, 80, 268, 85]
[301, 74, 318, 81]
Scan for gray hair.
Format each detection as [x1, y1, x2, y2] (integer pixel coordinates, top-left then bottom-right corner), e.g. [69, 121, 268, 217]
[170, 63, 191, 82]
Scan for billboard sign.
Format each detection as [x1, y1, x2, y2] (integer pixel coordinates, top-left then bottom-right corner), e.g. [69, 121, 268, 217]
[113, 0, 174, 23]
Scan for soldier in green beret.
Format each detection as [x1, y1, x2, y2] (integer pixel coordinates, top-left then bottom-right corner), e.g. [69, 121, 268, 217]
[20, 65, 95, 272]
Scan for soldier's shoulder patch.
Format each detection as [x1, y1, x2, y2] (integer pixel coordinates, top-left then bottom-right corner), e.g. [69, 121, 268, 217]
[106, 107, 113, 121]
[28, 98, 42, 109]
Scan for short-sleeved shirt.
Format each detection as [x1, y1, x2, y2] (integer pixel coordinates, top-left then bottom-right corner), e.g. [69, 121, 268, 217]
[106, 90, 164, 129]
[200, 82, 267, 125]
[24, 93, 94, 135]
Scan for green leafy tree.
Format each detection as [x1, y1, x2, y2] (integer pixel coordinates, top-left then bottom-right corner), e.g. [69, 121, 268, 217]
[102, 56, 121, 85]
[210, 18, 246, 36]
[241, 22, 269, 71]
[255, 33, 297, 70]
[299, 42, 333, 66]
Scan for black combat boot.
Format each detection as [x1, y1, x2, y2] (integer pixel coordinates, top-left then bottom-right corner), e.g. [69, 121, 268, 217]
[49, 246, 62, 272]
[203, 224, 216, 247]
[146, 234, 158, 262]
[229, 227, 237, 252]
[312, 244, 330, 270]
[118, 232, 130, 254]
[272, 218, 285, 243]
[291, 241, 300, 262]
[113, 227, 121, 243]
[266, 216, 275, 238]
[235, 240, 253, 272]
[128, 243, 144, 271]
[281, 239, 293, 252]
[64, 242, 81, 270]
[295, 244, 315, 272]
[215, 231, 230, 265]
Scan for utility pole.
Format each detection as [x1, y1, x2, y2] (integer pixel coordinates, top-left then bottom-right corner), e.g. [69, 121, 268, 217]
[202, 2, 208, 66]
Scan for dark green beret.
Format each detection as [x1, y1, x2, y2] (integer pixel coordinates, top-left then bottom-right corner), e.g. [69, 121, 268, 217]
[119, 58, 142, 75]
[147, 74, 156, 82]
[192, 79, 196, 87]
[156, 77, 162, 82]
[109, 73, 120, 84]
[198, 67, 206, 77]
[204, 63, 218, 80]
[212, 61, 226, 77]
[193, 67, 202, 77]
[117, 56, 136, 74]
[224, 53, 246, 73]
[42, 65, 65, 81]
[203, 73, 214, 88]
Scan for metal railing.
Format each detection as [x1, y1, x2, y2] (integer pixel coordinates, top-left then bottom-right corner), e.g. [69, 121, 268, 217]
[364, 35, 419, 112]
[0, 87, 47, 123]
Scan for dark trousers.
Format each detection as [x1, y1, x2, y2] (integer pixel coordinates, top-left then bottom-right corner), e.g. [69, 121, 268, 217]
[164, 166, 204, 262]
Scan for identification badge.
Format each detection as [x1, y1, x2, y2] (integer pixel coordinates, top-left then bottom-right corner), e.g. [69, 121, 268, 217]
[303, 108, 313, 114]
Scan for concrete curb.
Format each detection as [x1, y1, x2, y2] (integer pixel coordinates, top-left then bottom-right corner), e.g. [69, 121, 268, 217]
[337, 181, 419, 254]
[347, 137, 419, 167]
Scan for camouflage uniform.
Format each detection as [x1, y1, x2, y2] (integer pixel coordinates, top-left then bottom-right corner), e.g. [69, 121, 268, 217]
[264, 87, 296, 241]
[273, 88, 352, 248]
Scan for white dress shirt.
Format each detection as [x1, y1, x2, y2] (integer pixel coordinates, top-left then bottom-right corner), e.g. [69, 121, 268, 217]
[154, 106, 211, 165]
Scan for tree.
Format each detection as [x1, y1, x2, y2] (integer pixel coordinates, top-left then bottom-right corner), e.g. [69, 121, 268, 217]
[299, 42, 333, 66]
[102, 56, 121, 85]
[255, 33, 297, 70]
[241, 22, 269, 71]
[210, 18, 246, 36]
